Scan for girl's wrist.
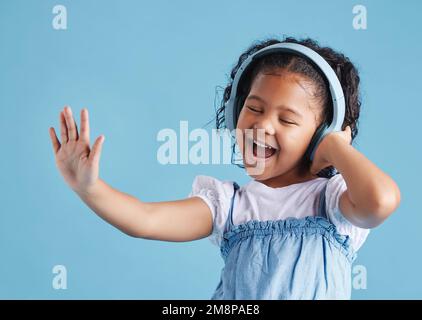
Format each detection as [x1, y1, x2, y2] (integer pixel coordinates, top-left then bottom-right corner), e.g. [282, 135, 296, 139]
[74, 179, 103, 199]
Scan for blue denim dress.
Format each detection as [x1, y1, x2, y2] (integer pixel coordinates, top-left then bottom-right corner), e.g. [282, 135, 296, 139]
[211, 181, 357, 300]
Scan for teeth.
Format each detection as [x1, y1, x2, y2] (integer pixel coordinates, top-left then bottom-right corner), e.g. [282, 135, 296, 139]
[253, 140, 274, 149]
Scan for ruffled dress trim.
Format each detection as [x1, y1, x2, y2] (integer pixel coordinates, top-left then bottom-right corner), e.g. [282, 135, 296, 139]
[221, 216, 357, 263]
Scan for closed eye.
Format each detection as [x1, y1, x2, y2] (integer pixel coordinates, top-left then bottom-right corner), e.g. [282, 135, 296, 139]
[247, 106, 261, 113]
[279, 118, 296, 125]
[247, 106, 297, 125]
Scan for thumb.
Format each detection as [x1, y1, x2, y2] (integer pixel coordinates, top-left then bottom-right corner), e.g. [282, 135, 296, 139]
[89, 135, 105, 164]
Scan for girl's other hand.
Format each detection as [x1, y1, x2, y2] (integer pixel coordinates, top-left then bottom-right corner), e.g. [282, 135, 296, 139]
[48, 106, 105, 195]
[309, 125, 352, 175]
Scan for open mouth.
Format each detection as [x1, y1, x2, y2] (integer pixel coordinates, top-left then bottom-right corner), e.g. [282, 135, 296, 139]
[252, 139, 278, 159]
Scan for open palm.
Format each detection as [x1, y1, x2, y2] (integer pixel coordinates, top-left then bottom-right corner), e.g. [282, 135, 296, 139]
[49, 106, 105, 194]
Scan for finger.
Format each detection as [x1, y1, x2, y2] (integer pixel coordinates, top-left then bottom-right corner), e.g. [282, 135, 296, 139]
[49, 127, 61, 154]
[89, 135, 105, 164]
[80, 108, 90, 144]
[59, 111, 68, 143]
[64, 106, 77, 141]
[74, 119, 79, 140]
[347, 126, 352, 143]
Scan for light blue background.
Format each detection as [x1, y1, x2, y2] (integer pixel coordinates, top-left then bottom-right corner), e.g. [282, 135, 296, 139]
[0, 0, 420, 299]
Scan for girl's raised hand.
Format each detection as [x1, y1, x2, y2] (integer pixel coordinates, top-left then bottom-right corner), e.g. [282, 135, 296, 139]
[49, 106, 105, 194]
[309, 125, 352, 175]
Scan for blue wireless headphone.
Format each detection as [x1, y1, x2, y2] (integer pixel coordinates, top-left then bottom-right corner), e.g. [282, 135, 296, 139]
[224, 42, 345, 162]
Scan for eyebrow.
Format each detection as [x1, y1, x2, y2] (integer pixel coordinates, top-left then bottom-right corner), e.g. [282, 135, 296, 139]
[245, 95, 303, 118]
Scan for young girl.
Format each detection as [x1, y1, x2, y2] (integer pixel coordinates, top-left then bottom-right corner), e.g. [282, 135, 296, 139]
[48, 36, 401, 300]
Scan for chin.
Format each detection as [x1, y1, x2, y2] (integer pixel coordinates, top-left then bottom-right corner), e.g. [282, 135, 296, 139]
[244, 165, 278, 181]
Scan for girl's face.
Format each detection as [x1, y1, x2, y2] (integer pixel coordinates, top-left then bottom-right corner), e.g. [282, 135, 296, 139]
[236, 70, 323, 188]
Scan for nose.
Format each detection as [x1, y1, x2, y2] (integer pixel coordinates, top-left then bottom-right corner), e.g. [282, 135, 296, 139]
[254, 116, 276, 136]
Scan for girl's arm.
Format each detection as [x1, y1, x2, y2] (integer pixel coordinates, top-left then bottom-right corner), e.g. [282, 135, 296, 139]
[49, 106, 213, 241]
[312, 127, 401, 229]
[76, 179, 213, 241]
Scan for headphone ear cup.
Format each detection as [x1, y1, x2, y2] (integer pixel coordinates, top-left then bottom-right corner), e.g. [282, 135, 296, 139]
[305, 122, 329, 162]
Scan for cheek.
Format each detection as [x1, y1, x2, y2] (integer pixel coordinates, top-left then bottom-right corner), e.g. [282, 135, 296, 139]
[235, 112, 250, 149]
[236, 109, 248, 129]
[235, 129, 250, 154]
[277, 128, 312, 151]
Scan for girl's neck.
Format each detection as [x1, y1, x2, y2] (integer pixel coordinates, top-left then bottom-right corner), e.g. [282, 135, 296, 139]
[256, 171, 320, 189]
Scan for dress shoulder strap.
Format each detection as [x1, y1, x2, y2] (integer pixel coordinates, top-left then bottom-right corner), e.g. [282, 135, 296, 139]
[317, 181, 329, 219]
[224, 181, 240, 232]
